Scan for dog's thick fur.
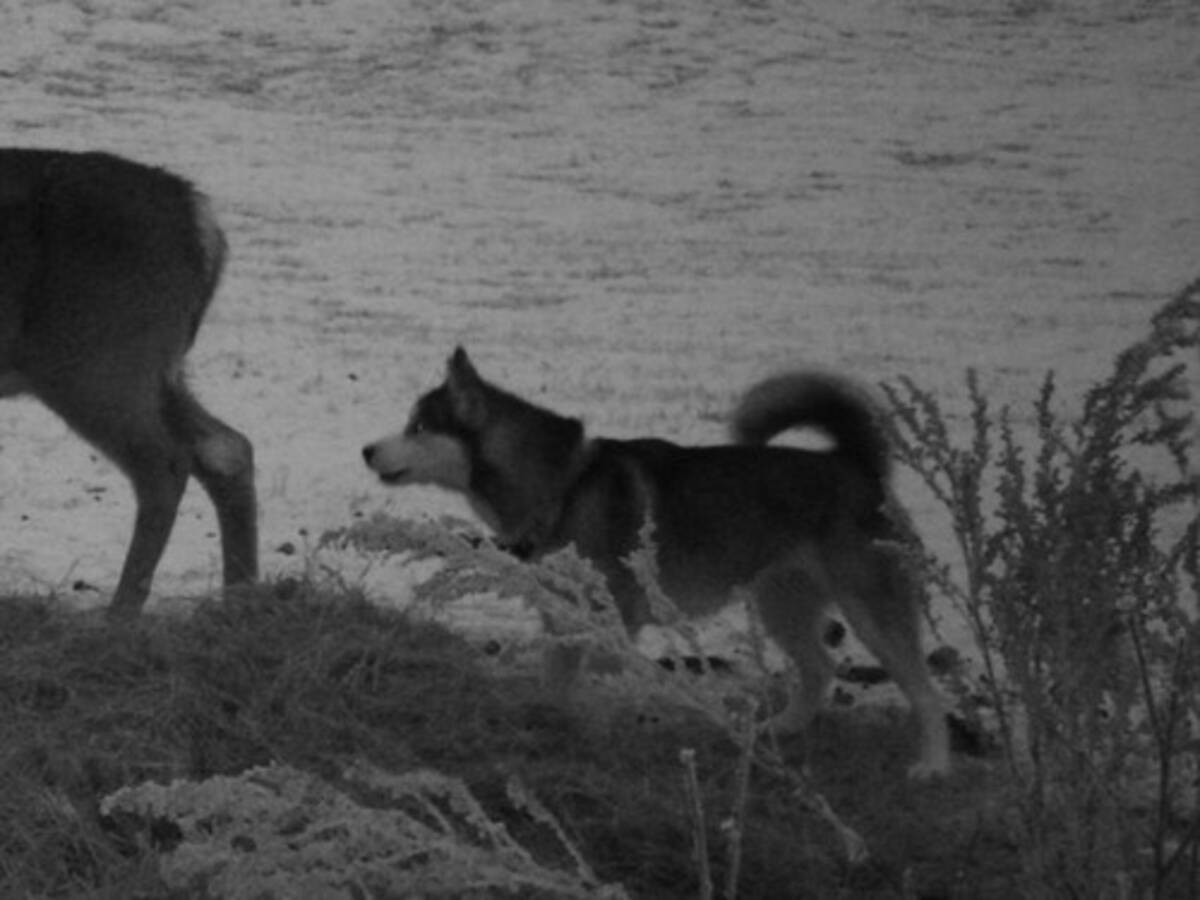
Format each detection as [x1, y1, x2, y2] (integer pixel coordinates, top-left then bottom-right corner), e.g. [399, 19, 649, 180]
[363, 348, 950, 777]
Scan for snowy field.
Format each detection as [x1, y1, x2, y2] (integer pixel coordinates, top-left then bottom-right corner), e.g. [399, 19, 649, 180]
[1, 0, 1197, 654]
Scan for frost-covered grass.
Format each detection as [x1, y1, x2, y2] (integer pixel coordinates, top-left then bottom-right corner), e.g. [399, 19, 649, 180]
[0, 573, 1002, 899]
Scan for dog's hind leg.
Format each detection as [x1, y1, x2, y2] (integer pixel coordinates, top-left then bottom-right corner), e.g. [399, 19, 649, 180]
[833, 542, 950, 778]
[752, 564, 837, 736]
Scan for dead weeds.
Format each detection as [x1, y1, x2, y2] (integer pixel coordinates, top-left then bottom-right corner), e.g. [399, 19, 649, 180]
[0, 581, 1023, 899]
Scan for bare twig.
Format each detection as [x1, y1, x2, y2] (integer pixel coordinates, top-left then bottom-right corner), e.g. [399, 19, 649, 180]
[722, 704, 758, 900]
[679, 748, 713, 900]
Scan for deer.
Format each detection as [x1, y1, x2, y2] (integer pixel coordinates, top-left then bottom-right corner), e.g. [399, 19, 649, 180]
[0, 148, 258, 620]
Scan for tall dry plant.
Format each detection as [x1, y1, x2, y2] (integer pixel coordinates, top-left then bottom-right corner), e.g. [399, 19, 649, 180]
[882, 278, 1200, 899]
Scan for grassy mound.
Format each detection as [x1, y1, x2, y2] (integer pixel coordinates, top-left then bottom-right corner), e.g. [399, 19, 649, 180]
[0, 581, 1003, 899]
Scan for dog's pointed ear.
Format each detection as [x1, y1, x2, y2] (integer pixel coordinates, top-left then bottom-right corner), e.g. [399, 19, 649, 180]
[446, 347, 487, 428]
[447, 347, 480, 385]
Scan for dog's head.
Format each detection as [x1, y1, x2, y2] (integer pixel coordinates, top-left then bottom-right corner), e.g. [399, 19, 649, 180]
[361, 346, 485, 492]
[363, 347, 589, 546]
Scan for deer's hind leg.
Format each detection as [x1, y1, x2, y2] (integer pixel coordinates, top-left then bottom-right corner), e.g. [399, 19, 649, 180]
[30, 361, 194, 619]
[164, 380, 257, 591]
[28, 344, 255, 619]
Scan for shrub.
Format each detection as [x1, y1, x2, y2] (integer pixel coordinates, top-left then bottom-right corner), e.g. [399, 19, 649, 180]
[883, 278, 1200, 898]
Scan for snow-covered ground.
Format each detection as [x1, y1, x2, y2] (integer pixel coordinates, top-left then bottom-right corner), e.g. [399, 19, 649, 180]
[1, 0, 1197, 657]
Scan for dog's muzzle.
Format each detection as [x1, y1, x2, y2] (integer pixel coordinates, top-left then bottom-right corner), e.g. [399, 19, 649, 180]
[362, 432, 471, 492]
[363, 442, 412, 485]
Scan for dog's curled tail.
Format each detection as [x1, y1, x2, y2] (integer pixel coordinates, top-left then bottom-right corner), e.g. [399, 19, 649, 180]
[730, 370, 891, 484]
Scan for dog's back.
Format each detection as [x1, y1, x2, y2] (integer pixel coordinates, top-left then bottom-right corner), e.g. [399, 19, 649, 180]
[550, 434, 881, 630]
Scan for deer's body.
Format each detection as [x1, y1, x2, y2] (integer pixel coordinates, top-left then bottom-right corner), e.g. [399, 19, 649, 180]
[0, 148, 257, 617]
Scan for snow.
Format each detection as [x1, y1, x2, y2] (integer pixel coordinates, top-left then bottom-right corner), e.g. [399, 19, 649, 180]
[1, 0, 1197, 658]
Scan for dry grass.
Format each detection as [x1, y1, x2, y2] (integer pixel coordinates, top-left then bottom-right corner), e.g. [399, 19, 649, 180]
[0, 573, 1013, 899]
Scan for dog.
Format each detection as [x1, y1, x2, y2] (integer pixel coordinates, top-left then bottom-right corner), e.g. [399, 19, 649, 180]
[362, 348, 950, 777]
